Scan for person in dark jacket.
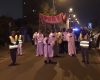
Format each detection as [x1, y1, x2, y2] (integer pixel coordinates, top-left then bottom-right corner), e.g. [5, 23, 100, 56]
[8, 31, 18, 66]
[80, 30, 90, 64]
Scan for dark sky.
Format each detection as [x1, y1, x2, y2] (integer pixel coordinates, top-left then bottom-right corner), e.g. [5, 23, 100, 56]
[0, 0, 23, 19]
[72, 0, 100, 26]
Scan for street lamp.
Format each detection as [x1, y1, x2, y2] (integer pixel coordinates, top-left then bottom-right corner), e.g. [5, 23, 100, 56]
[73, 14, 76, 18]
[69, 8, 73, 13]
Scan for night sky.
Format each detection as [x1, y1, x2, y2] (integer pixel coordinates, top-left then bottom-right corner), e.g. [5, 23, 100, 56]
[0, 0, 23, 19]
[72, 0, 100, 26]
[0, 0, 100, 26]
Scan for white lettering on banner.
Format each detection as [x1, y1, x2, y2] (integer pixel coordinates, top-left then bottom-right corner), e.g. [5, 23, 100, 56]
[39, 13, 64, 24]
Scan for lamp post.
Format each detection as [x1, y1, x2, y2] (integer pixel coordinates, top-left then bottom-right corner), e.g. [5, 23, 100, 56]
[73, 14, 76, 18]
[69, 8, 73, 13]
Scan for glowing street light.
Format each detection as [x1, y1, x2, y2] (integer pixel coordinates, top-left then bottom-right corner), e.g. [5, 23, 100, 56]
[69, 8, 73, 13]
[73, 14, 76, 18]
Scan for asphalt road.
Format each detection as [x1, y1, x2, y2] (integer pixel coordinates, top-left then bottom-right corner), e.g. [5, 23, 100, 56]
[0, 43, 100, 80]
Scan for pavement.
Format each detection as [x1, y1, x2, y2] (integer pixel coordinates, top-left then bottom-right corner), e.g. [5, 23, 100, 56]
[0, 43, 100, 80]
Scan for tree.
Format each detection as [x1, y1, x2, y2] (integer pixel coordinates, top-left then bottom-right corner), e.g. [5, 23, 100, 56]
[40, 2, 50, 15]
[40, 2, 57, 16]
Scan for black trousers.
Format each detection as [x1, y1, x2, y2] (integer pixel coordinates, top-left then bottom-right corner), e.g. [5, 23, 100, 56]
[81, 47, 89, 63]
[53, 42, 59, 56]
[75, 41, 80, 52]
[61, 41, 68, 54]
[10, 48, 17, 64]
[59, 43, 63, 54]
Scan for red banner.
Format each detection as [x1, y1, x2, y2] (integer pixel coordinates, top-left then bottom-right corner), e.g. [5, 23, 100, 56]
[39, 13, 64, 24]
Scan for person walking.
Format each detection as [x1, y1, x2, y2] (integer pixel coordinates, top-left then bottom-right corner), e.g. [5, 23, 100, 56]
[80, 29, 90, 64]
[67, 29, 76, 56]
[43, 33, 55, 64]
[33, 32, 38, 46]
[57, 31, 63, 54]
[17, 31, 23, 56]
[62, 28, 68, 54]
[8, 31, 18, 66]
[36, 30, 44, 56]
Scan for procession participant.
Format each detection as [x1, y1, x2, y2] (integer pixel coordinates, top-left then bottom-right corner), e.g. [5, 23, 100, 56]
[33, 32, 38, 46]
[8, 31, 18, 66]
[43, 33, 55, 64]
[49, 30, 57, 57]
[80, 30, 90, 64]
[53, 31, 60, 57]
[62, 28, 68, 54]
[57, 31, 63, 54]
[17, 31, 23, 56]
[49, 30, 55, 39]
[32, 32, 38, 54]
[36, 30, 44, 56]
[67, 28, 76, 56]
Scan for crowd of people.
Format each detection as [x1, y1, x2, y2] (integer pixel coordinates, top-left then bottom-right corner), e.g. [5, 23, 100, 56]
[32, 27, 100, 64]
[8, 27, 100, 66]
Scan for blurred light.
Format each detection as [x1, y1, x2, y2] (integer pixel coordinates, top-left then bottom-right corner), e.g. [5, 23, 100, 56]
[88, 23, 92, 29]
[73, 28, 80, 31]
[32, 9, 36, 13]
[56, 0, 67, 6]
[77, 21, 80, 24]
[73, 14, 76, 18]
[69, 8, 73, 13]
[24, 2, 26, 5]
[24, 16, 27, 18]
[75, 19, 78, 21]
[71, 21, 73, 22]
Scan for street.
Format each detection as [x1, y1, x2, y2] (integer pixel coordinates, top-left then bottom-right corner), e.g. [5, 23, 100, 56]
[0, 43, 100, 80]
